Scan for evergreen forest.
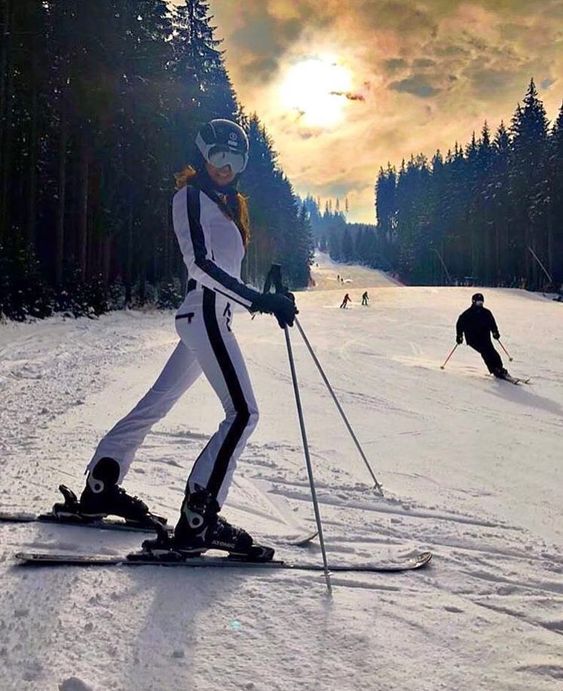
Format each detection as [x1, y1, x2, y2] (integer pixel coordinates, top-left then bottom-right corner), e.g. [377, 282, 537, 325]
[313, 80, 562, 291]
[0, 0, 314, 320]
[2, 2, 561, 322]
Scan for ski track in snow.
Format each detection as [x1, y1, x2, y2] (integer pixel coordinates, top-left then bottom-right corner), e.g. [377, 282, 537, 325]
[1, 255, 562, 690]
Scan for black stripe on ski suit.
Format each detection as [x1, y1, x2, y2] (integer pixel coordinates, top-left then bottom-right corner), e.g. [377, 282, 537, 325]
[186, 186, 260, 308]
[201, 288, 251, 498]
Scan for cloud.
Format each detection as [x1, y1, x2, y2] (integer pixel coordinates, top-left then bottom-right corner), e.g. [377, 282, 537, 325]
[389, 75, 441, 98]
[541, 78, 556, 90]
[202, 0, 563, 222]
[413, 58, 436, 69]
[243, 55, 281, 83]
[383, 58, 408, 74]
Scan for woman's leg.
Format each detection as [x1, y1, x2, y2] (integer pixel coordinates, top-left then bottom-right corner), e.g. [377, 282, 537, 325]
[177, 290, 259, 507]
[88, 340, 202, 481]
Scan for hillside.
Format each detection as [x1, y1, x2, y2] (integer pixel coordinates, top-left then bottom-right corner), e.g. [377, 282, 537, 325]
[0, 257, 562, 691]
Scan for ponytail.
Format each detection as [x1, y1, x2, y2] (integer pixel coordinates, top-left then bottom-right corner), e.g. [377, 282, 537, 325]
[174, 165, 197, 190]
[235, 194, 250, 248]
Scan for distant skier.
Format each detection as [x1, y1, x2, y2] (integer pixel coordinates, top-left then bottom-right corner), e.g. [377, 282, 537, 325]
[456, 293, 508, 379]
[361, 291, 369, 306]
[340, 293, 351, 309]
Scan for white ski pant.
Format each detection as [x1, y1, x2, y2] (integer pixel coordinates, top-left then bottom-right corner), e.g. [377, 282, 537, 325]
[88, 289, 259, 506]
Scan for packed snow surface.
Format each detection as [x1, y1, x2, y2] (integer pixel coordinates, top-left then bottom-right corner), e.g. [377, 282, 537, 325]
[1, 254, 562, 690]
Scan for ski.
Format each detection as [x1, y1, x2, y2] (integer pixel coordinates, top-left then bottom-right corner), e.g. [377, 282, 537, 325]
[0, 510, 318, 547]
[499, 374, 531, 385]
[14, 550, 432, 573]
[0, 509, 162, 532]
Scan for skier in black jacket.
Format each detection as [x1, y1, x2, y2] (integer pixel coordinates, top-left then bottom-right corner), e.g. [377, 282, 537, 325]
[456, 293, 508, 378]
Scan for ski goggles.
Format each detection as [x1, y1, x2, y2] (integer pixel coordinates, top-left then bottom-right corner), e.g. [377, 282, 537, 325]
[473, 300, 484, 306]
[207, 146, 247, 174]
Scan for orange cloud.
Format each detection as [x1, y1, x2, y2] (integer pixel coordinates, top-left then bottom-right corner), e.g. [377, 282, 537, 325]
[201, 0, 562, 222]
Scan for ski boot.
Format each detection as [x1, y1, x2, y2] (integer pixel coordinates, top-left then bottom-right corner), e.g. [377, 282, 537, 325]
[53, 457, 165, 527]
[492, 367, 509, 380]
[141, 485, 274, 563]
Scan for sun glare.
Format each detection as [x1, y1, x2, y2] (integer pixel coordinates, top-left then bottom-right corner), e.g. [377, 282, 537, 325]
[280, 57, 352, 128]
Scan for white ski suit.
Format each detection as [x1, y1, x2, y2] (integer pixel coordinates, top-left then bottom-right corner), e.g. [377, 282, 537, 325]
[88, 185, 262, 505]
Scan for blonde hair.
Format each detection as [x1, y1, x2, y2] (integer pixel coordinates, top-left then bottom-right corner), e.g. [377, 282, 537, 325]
[175, 165, 250, 247]
[174, 165, 198, 190]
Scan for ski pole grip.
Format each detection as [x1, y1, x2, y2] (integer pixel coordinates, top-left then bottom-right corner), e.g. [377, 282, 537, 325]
[263, 263, 284, 294]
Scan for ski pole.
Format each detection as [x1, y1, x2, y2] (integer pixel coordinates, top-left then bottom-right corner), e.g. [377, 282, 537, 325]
[498, 340, 513, 361]
[527, 246, 553, 286]
[440, 343, 459, 369]
[283, 324, 332, 595]
[263, 263, 332, 593]
[431, 248, 453, 285]
[295, 317, 384, 495]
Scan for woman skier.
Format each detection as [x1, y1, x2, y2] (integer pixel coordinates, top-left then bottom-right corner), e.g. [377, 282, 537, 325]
[56, 119, 297, 561]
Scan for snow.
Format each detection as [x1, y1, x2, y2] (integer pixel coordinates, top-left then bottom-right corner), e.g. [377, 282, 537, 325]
[1, 253, 562, 690]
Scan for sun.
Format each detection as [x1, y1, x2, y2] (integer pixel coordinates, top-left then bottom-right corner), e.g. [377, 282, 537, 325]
[279, 56, 352, 128]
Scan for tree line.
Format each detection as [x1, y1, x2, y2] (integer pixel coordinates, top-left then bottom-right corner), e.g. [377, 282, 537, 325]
[375, 80, 563, 289]
[0, 0, 313, 321]
[307, 81, 562, 292]
[302, 196, 390, 271]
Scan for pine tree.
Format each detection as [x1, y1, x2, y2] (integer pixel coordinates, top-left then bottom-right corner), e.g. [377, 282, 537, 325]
[509, 78, 550, 288]
[474, 123, 495, 282]
[375, 164, 397, 242]
[547, 102, 563, 287]
[372, 80, 559, 289]
[487, 121, 511, 284]
[0, 0, 316, 319]
[171, 0, 237, 143]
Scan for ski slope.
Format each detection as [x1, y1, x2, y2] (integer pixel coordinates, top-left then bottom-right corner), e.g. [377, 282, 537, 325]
[310, 251, 402, 289]
[0, 255, 562, 691]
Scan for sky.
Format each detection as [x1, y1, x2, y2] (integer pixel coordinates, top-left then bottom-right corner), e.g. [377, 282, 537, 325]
[191, 1, 562, 223]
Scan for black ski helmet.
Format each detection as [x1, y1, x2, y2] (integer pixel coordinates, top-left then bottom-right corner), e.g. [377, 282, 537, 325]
[472, 292, 484, 304]
[195, 119, 249, 174]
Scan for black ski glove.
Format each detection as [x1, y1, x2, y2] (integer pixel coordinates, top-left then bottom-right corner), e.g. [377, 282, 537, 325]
[284, 291, 296, 305]
[456, 334, 463, 344]
[492, 332, 500, 340]
[251, 293, 298, 328]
